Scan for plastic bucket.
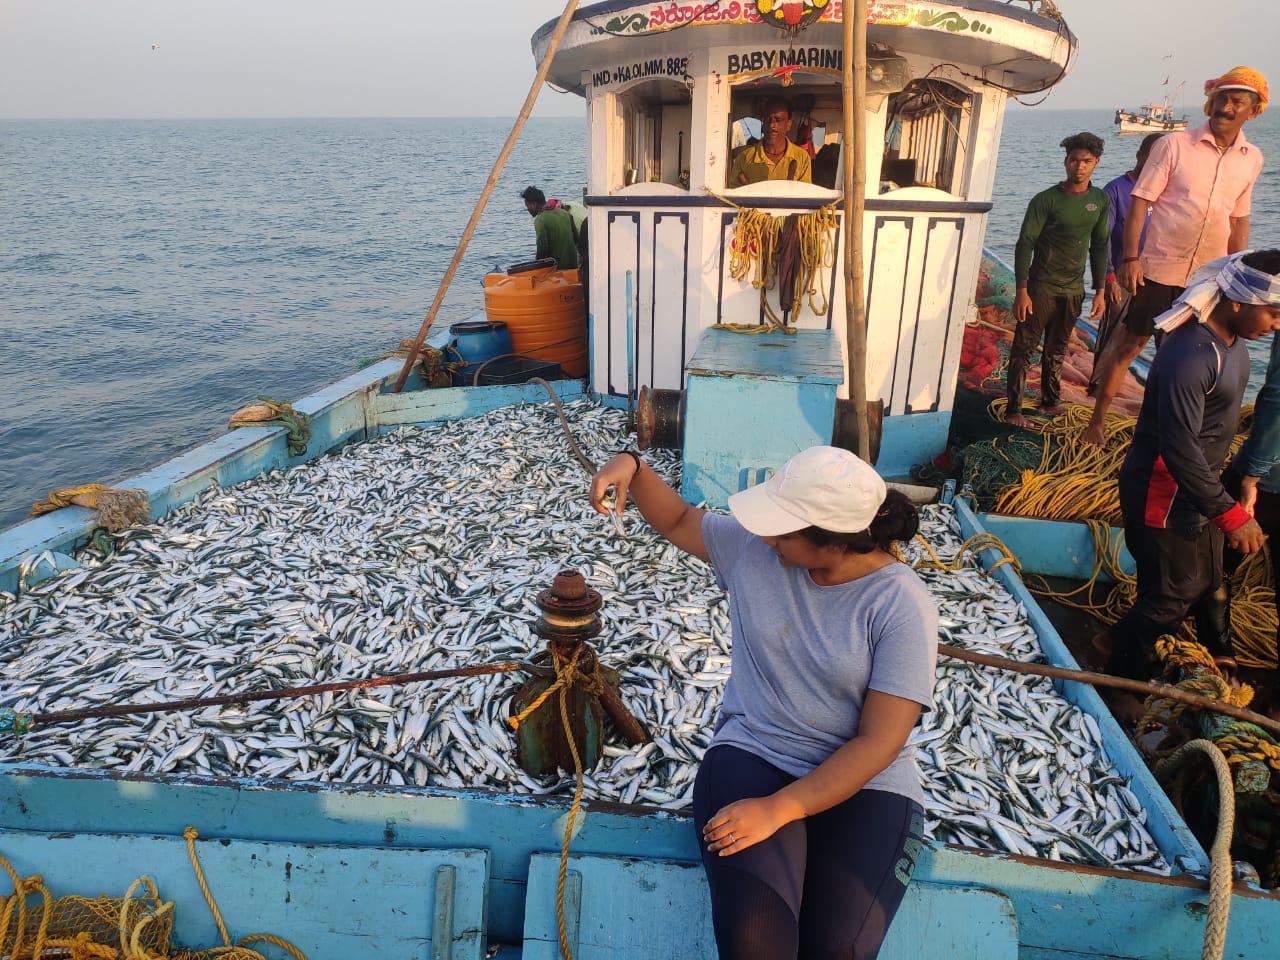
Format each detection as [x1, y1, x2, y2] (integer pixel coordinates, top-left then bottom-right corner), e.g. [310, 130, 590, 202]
[446, 320, 513, 387]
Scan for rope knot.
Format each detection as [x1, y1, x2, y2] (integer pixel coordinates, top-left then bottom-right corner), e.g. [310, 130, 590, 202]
[228, 397, 311, 456]
[29, 485, 149, 532]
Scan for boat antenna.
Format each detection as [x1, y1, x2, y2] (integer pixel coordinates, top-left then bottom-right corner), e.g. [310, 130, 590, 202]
[393, 0, 583, 393]
[841, 1, 872, 461]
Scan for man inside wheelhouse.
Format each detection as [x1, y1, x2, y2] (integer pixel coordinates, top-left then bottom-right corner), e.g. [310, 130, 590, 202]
[729, 96, 813, 186]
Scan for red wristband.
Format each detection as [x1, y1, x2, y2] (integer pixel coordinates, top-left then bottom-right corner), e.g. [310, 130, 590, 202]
[1122, 256, 1140, 264]
[1212, 503, 1251, 533]
[1105, 271, 1117, 284]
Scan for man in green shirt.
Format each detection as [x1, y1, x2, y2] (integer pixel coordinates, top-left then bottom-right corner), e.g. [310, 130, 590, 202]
[728, 97, 813, 187]
[521, 186, 579, 270]
[1005, 132, 1110, 426]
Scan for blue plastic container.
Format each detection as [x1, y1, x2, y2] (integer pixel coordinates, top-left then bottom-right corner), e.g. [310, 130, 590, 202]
[446, 320, 513, 387]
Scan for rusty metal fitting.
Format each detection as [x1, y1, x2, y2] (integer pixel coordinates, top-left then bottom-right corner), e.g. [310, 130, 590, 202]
[535, 569, 602, 642]
[636, 386, 685, 451]
[511, 568, 652, 775]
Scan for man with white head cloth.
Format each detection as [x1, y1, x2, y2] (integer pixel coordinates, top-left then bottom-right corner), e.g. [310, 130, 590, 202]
[1097, 249, 1280, 724]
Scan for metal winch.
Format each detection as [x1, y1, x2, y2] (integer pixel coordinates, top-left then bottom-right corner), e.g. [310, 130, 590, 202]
[510, 569, 651, 777]
[635, 384, 884, 463]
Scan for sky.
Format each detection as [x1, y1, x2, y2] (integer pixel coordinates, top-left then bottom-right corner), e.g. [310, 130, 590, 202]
[0, 1, 1272, 119]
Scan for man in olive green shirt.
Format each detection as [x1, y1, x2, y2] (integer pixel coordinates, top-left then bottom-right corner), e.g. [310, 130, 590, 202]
[729, 97, 813, 186]
[1005, 132, 1110, 426]
[521, 186, 579, 270]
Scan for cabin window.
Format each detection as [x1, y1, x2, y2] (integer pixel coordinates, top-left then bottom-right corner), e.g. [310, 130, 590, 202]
[882, 79, 973, 195]
[611, 78, 693, 190]
[726, 81, 844, 190]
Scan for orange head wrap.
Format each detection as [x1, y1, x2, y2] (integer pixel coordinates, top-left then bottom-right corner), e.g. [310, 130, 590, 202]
[1203, 65, 1269, 117]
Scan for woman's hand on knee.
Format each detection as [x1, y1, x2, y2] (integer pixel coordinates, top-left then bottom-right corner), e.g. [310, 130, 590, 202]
[703, 794, 804, 857]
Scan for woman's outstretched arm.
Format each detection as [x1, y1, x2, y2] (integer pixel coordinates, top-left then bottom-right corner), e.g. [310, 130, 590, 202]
[590, 454, 708, 561]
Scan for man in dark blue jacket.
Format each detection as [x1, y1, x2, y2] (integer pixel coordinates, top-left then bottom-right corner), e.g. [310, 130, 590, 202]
[1100, 249, 1280, 724]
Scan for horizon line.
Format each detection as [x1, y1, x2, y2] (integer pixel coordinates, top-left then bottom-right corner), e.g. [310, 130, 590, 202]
[0, 105, 1205, 123]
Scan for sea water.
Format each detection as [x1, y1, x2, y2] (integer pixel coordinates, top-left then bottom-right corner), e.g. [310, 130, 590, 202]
[1, 110, 1277, 528]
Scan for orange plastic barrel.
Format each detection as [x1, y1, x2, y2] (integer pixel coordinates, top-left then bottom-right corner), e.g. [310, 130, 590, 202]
[483, 266, 588, 378]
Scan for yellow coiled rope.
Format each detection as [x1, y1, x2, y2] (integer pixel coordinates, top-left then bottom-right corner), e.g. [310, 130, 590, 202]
[982, 398, 1255, 525]
[710, 192, 838, 331]
[981, 400, 1277, 668]
[0, 828, 305, 960]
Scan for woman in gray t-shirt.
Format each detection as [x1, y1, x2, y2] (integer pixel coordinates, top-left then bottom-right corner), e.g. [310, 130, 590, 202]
[590, 445, 937, 959]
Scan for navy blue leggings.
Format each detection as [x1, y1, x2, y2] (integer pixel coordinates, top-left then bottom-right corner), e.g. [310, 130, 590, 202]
[692, 746, 924, 960]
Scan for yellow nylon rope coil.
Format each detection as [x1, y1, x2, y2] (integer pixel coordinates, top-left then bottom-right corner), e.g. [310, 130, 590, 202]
[709, 192, 839, 331]
[0, 830, 306, 960]
[980, 400, 1277, 668]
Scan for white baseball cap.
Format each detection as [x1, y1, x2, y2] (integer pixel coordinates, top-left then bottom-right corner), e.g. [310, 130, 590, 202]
[727, 446, 887, 537]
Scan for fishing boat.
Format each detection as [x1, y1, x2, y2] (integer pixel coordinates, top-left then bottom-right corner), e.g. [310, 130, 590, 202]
[2, 3, 1277, 958]
[1115, 71, 1188, 134]
[1114, 101, 1188, 135]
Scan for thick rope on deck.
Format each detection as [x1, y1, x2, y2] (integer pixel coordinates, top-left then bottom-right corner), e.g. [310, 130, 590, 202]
[507, 649, 589, 960]
[181, 828, 306, 960]
[0, 827, 304, 960]
[1154, 740, 1236, 960]
[966, 400, 1277, 668]
[30, 485, 150, 533]
[228, 398, 311, 457]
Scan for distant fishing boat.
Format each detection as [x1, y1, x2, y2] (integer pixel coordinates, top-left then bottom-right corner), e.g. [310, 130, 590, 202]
[1116, 64, 1188, 133]
[1115, 100, 1188, 134]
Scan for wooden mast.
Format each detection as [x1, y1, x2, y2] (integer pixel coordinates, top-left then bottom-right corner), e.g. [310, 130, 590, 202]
[841, 0, 871, 461]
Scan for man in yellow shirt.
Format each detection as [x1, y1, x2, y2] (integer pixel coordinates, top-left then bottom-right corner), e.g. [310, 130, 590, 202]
[729, 97, 813, 186]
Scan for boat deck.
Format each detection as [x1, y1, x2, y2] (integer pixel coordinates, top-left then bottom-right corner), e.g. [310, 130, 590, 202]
[5, 365, 1278, 956]
[2, 398, 1172, 874]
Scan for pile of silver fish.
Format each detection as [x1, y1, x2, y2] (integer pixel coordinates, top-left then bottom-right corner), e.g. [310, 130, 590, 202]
[902, 510, 1169, 874]
[0, 400, 1166, 872]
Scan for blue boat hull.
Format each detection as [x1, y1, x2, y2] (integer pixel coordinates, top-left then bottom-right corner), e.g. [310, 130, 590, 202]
[1, 761, 1276, 959]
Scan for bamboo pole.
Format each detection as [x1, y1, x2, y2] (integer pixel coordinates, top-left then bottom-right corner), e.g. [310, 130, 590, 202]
[938, 643, 1280, 737]
[7, 662, 531, 733]
[392, 0, 583, 393]
[841, 0, 871, 460]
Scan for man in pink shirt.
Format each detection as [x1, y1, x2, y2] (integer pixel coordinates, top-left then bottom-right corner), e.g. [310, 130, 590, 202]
[1082, 66, 1268, 447]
